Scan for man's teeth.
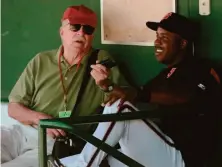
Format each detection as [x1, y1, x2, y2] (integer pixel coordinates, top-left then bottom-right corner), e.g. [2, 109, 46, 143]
[156, 48, 163, 53]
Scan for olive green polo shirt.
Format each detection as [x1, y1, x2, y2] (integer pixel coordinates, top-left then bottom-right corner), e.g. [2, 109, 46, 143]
[9, 46, 129, 118]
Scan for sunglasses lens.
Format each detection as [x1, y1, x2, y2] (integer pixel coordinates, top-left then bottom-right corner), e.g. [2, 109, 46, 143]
[83, 25, 95, 35]
[70, 24, 95, 35]
[70, 24, 81, 31]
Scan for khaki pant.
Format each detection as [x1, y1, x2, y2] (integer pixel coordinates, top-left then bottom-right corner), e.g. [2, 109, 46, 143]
[1, 103, 54, 167]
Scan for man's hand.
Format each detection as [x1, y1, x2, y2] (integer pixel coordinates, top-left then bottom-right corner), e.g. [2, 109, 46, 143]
[33, 112, 66, 139]
[103, 86, 137, 107]
[90, 61, 111, 89]
[8, 103, 66, 138]
[46, 128, 66, 139]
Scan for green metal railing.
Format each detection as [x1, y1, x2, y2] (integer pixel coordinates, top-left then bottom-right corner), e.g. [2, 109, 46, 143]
[39, 107, 202, 167]
[38, 110, 169, 167]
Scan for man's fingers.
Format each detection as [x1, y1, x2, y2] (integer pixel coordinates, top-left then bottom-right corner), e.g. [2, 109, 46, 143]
[47, 129, 66, 139]
[52, 129, 65, 137]
[47, 129, 56, 139]
[90, 70, 96, 78]
[52, 129, 60, 138]
[47, 129, 61, 138]
[91, 70, 102, 81]
[91, 64, 109, 74]
[90, 65, 101, 72]
[107, 96, 119, 106]
[57, 129, 66, 136]
[91, 70, 109, 86]
[106, 95, 126, 107]
[103, 95, 112, 105]
[95, 64, 108, 72]
[47, 133, 55, 139]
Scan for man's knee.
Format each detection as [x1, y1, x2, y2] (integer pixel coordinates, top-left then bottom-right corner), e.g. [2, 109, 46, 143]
[102, 100, 135, 115]
[1, 149, 39, 167]
[1, 125, 21, 143]
[1, 125, 24, 162]
[102, 99, 122, 115]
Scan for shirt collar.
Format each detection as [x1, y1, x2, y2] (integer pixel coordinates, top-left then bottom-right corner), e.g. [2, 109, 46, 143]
[168, 55, 194, 69]
[56, 45, 93, 66]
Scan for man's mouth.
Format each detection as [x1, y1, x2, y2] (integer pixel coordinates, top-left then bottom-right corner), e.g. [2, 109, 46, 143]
[155, 47, 164, 54]
[75, 40, 84, 44]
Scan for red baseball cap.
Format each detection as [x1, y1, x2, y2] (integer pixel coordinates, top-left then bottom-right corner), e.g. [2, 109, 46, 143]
[62, 5, 97, 28]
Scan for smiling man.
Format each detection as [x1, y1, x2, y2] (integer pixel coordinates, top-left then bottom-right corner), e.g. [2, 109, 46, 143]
[1, 5, 134, 167]
[150, 13, 194, 67]
[138, 12, 221, 167]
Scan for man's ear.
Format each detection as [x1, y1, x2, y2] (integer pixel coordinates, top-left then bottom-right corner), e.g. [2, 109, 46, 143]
[59, 27, 64, 37]
[180, 39, 188, 49]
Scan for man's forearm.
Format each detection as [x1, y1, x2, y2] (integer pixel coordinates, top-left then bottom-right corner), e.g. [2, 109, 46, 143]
[8, 102, 38, 125]
[150, 92, 188, 105]
[138, 90, 190, 105]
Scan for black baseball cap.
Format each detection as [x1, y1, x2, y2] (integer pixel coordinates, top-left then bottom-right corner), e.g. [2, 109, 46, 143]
[146, 12, 196, 41]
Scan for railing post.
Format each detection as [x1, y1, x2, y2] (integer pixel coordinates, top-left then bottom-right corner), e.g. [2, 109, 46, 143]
[39, 125, 47, 167]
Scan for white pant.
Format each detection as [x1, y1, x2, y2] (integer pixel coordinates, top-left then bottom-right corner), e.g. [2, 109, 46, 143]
[60, 100, 185, 167]
[1, 103, 54, 167]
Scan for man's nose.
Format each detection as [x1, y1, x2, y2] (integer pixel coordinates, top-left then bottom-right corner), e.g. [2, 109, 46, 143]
[76, 27, 84, 36]
[154, 38, 161, 45]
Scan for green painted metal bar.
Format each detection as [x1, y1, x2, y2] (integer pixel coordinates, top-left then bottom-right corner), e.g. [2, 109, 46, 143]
[39, 107, 194, 127]
[39, 108, 195, 167]
[38, 125, 47, 167]
[69, 127, 145, 167]
[40, 110, 165, 126]
[39, 122, 144, 167]
[38, 111, 152, 167]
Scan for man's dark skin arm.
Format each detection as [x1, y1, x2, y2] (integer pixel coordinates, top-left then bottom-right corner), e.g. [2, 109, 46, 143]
[138, 88, 191, 105]
[102, 85, 137, 106]
[138, 71, 221, 106]
[150, 90, 189, 105]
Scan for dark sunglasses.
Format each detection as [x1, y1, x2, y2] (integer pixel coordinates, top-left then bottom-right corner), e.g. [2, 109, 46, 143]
[69, 24, 95, 35]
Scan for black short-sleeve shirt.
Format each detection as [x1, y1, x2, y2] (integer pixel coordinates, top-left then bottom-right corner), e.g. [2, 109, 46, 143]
[141, 57, 221, 167]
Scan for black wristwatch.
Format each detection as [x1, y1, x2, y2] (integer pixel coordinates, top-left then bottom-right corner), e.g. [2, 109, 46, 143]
[101, 83, 114, 92]
[107, 84, 114, 92]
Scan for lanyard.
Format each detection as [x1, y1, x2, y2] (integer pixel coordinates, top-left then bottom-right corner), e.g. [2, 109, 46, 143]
[58, 46, 68, 111]
[58, 46, 89, 111]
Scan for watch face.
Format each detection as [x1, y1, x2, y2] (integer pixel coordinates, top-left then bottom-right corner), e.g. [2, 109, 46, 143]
[108, 85, 114, 91]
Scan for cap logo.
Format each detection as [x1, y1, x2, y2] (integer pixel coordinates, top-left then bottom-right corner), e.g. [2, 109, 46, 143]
[167, 67, 176, 78]
[162, 12, 173, 21]
[198, 83, 206, 90]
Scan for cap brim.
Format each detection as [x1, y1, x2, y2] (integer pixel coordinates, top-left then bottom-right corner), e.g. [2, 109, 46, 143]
[67, 17, 97, 28]
[146, 22, 159, 31]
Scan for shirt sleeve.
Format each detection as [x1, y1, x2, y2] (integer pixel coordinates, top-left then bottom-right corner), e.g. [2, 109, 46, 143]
[8, 57, 36, 107]
[191, 67, 221, 104]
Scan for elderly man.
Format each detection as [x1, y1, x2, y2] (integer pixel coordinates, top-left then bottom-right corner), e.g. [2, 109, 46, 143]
[59, 13, 221, 167]
[1, 5, 134, 167]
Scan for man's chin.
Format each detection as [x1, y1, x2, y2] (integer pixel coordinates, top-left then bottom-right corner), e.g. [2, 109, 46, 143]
[65, 43, 90, 53]
[155, 54, 164, 62]
[69, 44, 85, 50]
